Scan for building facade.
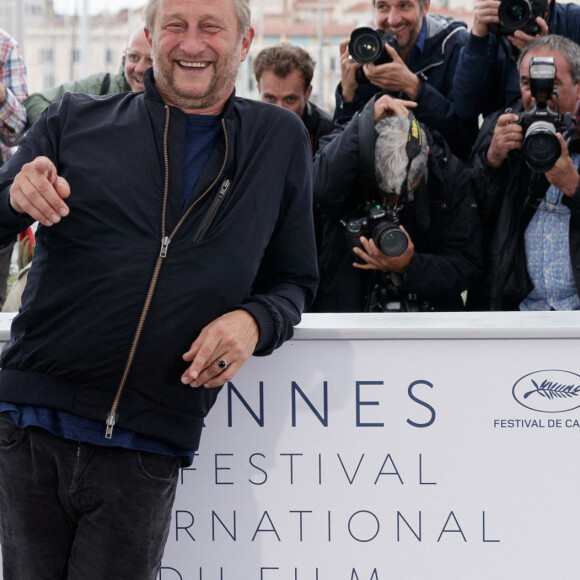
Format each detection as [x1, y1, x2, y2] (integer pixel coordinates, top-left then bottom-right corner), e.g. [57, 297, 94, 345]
[0, 0, 478, 113]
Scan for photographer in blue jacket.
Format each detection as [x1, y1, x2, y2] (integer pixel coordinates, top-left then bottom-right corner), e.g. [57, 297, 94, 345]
[334, 0, 477, 158]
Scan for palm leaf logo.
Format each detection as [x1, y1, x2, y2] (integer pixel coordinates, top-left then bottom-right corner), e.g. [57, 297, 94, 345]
[523, 379, 580, 400]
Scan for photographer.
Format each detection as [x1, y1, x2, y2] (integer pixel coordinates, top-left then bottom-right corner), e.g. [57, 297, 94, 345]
[253, 44, 333, 156]
[312, 94, 482, 312]
[453, 0, 580, 120]
[335, 0, 477, 159]
[469, 35, 580, 311]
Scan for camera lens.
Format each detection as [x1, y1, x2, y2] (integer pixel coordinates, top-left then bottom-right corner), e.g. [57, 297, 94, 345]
[507, 1, 527, 21]
[373, 222, 408, 257]
[522, 121, 561, 172]
[499, 0, 531, 27]
[349, 28, 384, 64]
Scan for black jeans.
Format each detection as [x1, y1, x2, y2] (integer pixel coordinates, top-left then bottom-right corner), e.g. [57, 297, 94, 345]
[0, 412, 180, 580]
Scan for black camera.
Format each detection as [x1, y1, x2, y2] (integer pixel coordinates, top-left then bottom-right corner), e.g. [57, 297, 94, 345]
[516, 57, 576, 172]
[342, 201, 408, 259]
[488, 0, 548, 35]
[348, 27, 399, 84]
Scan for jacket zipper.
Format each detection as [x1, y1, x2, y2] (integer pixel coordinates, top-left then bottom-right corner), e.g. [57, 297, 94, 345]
[105, 109, 229, 439]
[193, 178, 231, 243]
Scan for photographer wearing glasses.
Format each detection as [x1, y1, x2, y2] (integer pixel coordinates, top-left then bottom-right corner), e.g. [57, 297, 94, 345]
[25, 25, 151, 128]
[469, 35, 580, 311]
[312, 94, 482, 313]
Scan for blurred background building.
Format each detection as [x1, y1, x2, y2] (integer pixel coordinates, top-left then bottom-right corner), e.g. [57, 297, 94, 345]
[1, 0, 575, 112]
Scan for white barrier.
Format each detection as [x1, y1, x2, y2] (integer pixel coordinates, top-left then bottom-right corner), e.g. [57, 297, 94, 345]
[0, 312, 579, 579]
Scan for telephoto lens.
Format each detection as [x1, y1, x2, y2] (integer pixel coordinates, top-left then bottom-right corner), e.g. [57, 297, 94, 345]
[348, 27, 396, 66]
[521, 121, 561, 172]
[372, 221, 408, 257]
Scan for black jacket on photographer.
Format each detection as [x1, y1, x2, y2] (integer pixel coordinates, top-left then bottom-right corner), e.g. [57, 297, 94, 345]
[469, 99, 580, 310]
[311, 110, 483, 313]
[334, 14, 477, 160]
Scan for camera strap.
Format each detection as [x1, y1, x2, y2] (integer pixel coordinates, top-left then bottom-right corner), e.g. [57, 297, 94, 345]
[406, 110, 423, 161]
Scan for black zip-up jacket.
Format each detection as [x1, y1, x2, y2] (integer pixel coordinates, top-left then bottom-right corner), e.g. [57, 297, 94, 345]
[301, 101, 334, 154]
[0, 69, 319, 451]
[311, 111, 482, 312]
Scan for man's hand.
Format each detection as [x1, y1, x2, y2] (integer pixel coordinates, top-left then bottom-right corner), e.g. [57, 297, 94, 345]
[363, 45, 420, 99]
[507, 17, 548, 51]
[339, 38, 362, 103]
[472, 0, 501, 37]
[10, 156, 71, 226]
[373, 94, 417, 123]
[181, 309, 259, 388]
[352, 230, 415, 275]
[545, 133, 580, 197]
[486, 112, 522, 168]
[0, 81, 7, 105]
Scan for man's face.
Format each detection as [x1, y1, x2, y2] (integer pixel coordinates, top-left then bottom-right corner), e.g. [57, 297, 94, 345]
[257, 69, 312, 118]
[520, 49, 580, 114]
[146, 0, 254, 115]
[124, 28, 152, 92]
[374, 0, 429, 53]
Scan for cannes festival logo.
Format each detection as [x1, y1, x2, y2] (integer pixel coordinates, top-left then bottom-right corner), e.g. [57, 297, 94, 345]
[513, 370, 580, 413]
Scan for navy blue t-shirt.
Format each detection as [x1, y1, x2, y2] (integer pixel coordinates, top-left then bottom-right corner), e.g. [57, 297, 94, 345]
[182, 113, 222, 213]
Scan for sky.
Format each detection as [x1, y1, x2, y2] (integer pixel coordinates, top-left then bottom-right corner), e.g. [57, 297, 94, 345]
[53, 0, 146, 15]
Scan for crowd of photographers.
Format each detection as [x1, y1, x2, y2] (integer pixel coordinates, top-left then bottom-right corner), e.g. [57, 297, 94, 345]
[2, 0, 580, 314]
[306, 0, 580, 313]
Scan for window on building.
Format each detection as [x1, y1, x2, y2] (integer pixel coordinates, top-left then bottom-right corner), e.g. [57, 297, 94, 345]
[105, 48, 115, 66]
[43, 74, 55, 90]
[39, 48, 54, 64]
[72, 49, 81, 63]
[25, 4, 42, 17]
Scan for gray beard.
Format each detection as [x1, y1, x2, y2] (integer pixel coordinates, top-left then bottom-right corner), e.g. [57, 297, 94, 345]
[152, 60, 239, 112]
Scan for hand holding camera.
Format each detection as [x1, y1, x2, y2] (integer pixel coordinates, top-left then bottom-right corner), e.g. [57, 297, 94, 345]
[507, 17, 548, 52]
[544, 133, 580, 197]
[342, 201, 413, 275]
[351, 229, 415, 275]
[487, 112, 523, 167]
[345, 27, 419, 99]
[342, 201, 414, 273]
[488, 0, 548, 36]
[487, 57, 577, 172]
[472, 0, 502, 37]
[339, 38, 363, 103]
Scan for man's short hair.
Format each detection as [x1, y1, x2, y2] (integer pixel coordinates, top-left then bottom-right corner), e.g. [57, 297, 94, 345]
[252, 44, 315, 89]
[372, 0, 429, 12]
[518, 34, 580, 84]
[145, 0, 251, 39]
[374, 115, 428, 196]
